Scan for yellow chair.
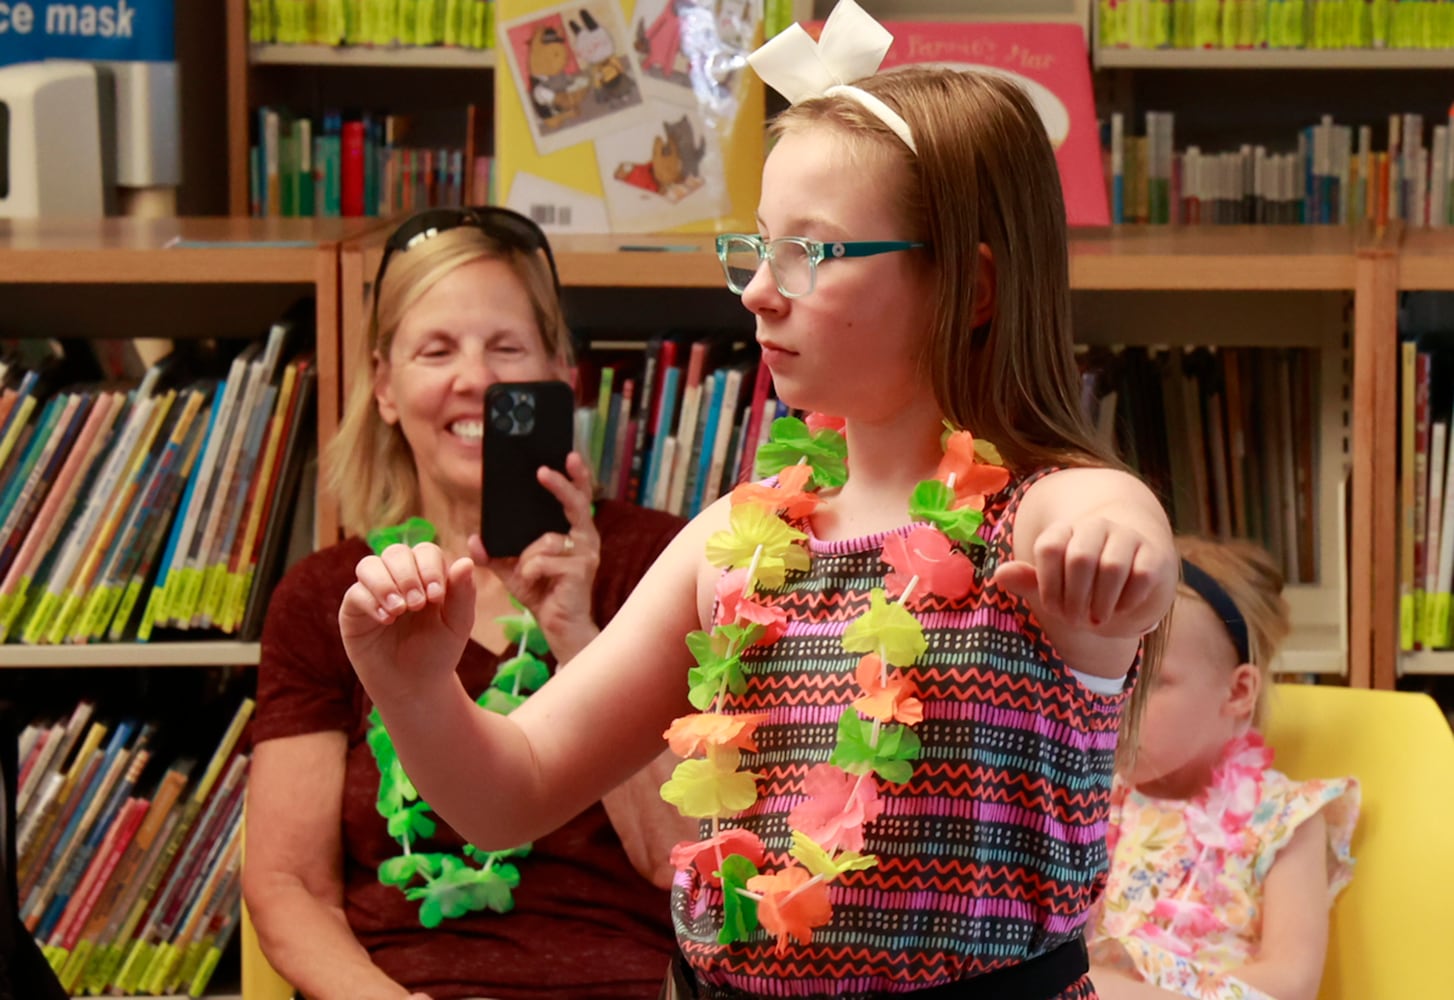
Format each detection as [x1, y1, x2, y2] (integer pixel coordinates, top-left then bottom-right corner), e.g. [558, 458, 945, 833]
[242, 899, 294, 1000]
[1262, 683, 1454, 1000]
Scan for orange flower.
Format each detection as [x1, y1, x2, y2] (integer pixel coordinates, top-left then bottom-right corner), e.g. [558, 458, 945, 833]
[852, 655, 924, 726]
[663, 711, 771, 757]
[747, 866, 833, 953]
[668, 827, 767, 886]
[731, 463, 821, 520]
[936, 431, 1010, 510]
[715, 568, 789, 642]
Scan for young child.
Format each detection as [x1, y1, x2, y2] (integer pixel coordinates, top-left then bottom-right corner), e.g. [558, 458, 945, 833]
[1089, 537, 1360, 1000]
[337, 2, 1178, 997]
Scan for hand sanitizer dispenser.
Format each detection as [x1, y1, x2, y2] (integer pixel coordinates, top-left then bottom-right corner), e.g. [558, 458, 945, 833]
[0, 61, 116, 218]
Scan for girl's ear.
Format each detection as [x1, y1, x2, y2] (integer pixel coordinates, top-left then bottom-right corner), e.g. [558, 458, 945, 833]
[373, 349, 399, 425]
[971, 243, 996, 329]
[1225, 661, 1261, 723]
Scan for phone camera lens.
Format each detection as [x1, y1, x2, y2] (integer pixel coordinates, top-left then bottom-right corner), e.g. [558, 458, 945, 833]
[513, 401, 534, 422]
[492, 415, 514, 433]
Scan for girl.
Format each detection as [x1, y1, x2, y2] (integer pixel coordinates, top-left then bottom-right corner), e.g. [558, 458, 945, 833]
[1090, 538, 1359, 1000]
[338, 3, 1178, 997]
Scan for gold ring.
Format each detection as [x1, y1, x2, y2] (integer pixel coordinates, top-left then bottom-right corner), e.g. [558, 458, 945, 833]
[561, 535, 574, 555]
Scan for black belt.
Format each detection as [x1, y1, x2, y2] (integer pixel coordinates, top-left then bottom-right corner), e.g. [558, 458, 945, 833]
[660, 937, 1089, 1000]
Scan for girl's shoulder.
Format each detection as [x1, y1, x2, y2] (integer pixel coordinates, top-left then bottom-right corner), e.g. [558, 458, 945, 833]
[1251, 762, 1361, 893]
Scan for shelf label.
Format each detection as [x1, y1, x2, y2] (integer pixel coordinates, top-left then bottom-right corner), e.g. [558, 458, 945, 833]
[0, 0, 173, 65]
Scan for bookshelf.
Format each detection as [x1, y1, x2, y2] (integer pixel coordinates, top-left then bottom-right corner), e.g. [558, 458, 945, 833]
[2, 642, 261, 669]
[249, 43, 497, 68]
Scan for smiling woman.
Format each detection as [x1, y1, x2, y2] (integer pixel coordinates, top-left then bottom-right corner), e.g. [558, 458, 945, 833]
[240, 207, 690, 1000]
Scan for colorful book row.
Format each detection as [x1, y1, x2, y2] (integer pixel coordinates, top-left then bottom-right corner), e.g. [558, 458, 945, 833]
[1100, 0, 1454, 50]
[0, 323, 316, 645]
[17, 698, 254, 998]
[251, 0, 495, 49]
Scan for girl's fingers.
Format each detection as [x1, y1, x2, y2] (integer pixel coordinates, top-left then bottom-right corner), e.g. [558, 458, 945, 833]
[354, 553, 410, 617]
[1115, 543, 1172, 629]
[1088, 531, 1140, 626]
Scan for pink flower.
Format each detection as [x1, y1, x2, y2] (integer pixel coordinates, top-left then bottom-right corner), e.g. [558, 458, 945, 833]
[1134, 920, 1195, 957]
[880, 527, 974, 606]
[668, 827, 767, 887]
[1150, 897, 1226, 942]
[805, 412, 846, 433]
[715, 569, 789, 644]
[786, 763, 884, 854]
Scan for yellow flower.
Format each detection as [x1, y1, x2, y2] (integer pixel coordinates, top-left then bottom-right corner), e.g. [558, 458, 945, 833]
[841, 589, 928, 667]
[705, 503, 809, 589]
[788, 831, 878, 881]
[659, 747, 760, 819]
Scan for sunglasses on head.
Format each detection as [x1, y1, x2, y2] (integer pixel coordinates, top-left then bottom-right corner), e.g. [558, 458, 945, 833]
[371, 206, 563, 330]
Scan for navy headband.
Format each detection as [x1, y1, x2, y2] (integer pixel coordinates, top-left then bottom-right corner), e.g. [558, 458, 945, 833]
[1180, 559, 1251, 664]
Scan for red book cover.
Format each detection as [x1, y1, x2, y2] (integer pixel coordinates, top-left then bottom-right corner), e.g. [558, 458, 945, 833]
[859, 21, 1110, 227]
[341, 121, 367, 217]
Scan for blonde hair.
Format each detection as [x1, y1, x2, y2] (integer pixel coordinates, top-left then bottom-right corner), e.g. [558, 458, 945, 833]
[772, 66, 1118, 474]
[1176, 536, 1292, 727]
[326, 226, 572, 538]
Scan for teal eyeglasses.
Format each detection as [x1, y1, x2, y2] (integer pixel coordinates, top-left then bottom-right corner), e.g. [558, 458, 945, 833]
[715, 234, 927, 299]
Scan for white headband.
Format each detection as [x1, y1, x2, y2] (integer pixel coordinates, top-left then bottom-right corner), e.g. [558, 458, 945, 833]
[747, 0, 917, 155]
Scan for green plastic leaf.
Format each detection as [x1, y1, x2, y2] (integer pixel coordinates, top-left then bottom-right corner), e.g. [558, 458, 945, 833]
[907, 480, 987, 547]
[386, 801, 438, 842]
[717, 853, 761, 945]
[477, 688, 527, 715]
[685, 630, 747, 711]
[465, 843, 532, 863]
[405, 857, 521, 927]
[828, 711, 922, 785]
[753, 417, 848, 488]
[366, 516, 438, 555]
[841, 589, 928, 667]
[378, 853, 439, 888]
[491, 653, 551, 695]
[496, 601, 549, 655]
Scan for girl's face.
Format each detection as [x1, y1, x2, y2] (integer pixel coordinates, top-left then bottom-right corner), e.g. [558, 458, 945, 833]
[742, 127, 936, 422]
[374, 257, 563, 517]
[1129, 595, 1257, 798]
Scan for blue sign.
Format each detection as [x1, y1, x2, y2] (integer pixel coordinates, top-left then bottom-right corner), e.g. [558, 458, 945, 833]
[0, 0, 174, 65]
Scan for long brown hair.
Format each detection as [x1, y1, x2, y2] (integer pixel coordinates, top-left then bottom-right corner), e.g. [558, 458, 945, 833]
[326, 227, 572, 538]
[772, 67, 1116, 474]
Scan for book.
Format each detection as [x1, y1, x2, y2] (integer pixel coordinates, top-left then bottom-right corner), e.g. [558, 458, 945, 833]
[871, 20, 1109, 226]
[494, 0, 764, 233]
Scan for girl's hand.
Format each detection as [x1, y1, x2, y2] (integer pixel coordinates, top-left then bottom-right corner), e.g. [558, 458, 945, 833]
[339, 542, 477, 701]
[993, 515, 1176, 639]
[471, 452, 602, 661]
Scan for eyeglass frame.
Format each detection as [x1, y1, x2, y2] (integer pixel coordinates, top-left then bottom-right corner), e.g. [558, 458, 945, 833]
[370, 206, 563, 339]
[714, 233, 927, 299]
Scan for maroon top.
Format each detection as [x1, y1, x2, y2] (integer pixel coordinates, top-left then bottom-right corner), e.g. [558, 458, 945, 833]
[253, 500, 685, 1000]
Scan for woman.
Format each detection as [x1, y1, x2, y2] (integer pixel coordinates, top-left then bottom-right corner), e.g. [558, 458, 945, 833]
[243, 207, 690, 1000]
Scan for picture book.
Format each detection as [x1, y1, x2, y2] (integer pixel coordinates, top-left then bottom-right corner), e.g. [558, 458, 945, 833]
[494, 0, 765, 233]
[867, 20, 1110, 227]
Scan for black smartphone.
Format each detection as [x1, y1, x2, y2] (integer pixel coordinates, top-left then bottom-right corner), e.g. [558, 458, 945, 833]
[482, 380, 575, 557]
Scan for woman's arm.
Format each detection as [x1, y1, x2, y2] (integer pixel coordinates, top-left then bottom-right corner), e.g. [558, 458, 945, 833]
[1232, 810, 1331, 1000]
[242, 734, 426, 1000]
[340, 498, 725, 852]
[995, 467, 1177, 679]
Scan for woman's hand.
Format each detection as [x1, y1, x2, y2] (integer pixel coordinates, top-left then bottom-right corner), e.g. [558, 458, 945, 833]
[339, 541, 477, 702]
[472, 452, 602, 662]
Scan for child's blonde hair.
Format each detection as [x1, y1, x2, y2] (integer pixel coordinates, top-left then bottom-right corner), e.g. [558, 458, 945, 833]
[1176, 536, 1292, 727]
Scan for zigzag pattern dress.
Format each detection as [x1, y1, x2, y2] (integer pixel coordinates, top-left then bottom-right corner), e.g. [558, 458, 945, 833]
[671, 471, 1134, 999]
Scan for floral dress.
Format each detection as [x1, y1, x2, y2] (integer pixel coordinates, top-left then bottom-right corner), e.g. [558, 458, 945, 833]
[1088, 731, 1359, 1000]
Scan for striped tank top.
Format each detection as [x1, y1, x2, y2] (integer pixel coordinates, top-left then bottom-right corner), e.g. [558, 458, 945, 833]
[671, 470, 1135, 998]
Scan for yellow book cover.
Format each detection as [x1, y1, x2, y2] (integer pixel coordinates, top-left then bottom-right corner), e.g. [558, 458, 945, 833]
[494, 0, 763, 233]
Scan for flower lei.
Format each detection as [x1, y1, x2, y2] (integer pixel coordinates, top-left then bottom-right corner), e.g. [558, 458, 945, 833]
[363, 516, 549, 928]
[658, 414, 1012, 951]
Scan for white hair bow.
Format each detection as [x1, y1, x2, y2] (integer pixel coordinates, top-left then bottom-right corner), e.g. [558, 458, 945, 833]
[747, 0, 917, 154]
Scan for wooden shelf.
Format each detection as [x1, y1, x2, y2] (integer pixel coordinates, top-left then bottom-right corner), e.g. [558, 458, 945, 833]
[1070, 226, 1359, 290]
[1096, 47, 1454, 70]
[0, 217, 378, 284]
[1400, 650, 1454, 676]
[250, 43, 495, 69]
[0, 642, 261, 668]
[1397, 229, 1454, 290]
